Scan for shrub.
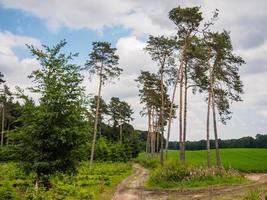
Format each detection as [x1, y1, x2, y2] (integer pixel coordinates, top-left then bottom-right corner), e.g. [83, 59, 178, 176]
[0, 182, 20, 200]
[148, 160, 246, 188]
[135, 153, 159, 169]
[149, 160, 190, 185]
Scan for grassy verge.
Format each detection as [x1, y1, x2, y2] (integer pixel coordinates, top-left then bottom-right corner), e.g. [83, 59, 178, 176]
[0, 161, 132, 200]
[145, 160, 248, 189]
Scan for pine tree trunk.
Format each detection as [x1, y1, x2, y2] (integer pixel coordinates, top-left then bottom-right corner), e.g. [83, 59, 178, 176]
[89, 66, 103, 169]
[165, 74, 179, 159]
[151, 109, 155, 155]
[1, 104, 4, 148]
[119, 122, 122, 143]
[160, 65, 165, 166]
[146, 108, 151, 153]
[212, 92, 222, 169]
[206, 92, 212, 168]
[182, 67, 188, 161]
[179, 64, 184, 161]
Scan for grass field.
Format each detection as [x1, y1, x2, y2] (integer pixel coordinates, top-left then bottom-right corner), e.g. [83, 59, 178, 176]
[138, 148, 267, 172]
[168, 148, 267, 172]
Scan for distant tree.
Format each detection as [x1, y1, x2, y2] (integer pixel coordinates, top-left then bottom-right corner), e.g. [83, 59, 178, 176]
[10, 40, 88, 188]
[169, 6, 203, 161]
[136, 71, 160, 155]
[85, 42, 122, 168]
[136, 71, 175, 156]
[108, 97, 133, 142]
[145, 35, 176, 165]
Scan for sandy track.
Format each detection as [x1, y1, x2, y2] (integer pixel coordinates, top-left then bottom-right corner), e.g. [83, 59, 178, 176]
[112, 164, 267, 200]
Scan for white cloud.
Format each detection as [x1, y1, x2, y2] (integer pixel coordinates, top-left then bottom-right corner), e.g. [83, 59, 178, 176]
[0, 31, 41, 92]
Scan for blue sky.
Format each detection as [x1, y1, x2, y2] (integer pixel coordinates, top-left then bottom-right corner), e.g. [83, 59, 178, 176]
[0, 0, 267, 141]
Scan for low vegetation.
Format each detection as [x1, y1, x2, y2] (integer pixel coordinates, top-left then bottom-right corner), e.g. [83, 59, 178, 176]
[147, 160, 247, 188]
[0, 162, 132, 200]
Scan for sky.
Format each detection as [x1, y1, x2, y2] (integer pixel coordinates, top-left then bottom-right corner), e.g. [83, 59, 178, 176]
[0, 0, 266, 141]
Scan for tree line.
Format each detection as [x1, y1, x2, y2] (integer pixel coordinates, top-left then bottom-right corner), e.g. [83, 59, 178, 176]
[168, 134, 267, 150]
[136, 6, 245, 169]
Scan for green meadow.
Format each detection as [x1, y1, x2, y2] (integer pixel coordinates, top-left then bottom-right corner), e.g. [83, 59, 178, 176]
[139, 148, 267, 172]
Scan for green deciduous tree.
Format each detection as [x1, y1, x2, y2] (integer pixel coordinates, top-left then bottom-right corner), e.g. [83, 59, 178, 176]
[108, 97, 133, 142]
[10, 40, 88, 187]
[85, 42, 122, 168]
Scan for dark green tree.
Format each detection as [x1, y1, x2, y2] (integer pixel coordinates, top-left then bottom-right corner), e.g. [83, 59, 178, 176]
[108, 97, 133, 142]
[10, 40, 88, 187]
[85, 42, 122, 168]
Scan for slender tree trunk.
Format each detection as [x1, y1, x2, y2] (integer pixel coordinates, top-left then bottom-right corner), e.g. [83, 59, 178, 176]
[206, 51, 212, 168]
[146, 108, 152, 153]
[1, 104, 4, 148]
[212, 91, 222, 169]
[156, 130, 160, 153]
[89, 66, 103, 169]
[179, 63, 184, 161]
[165, 71, 179, 159]
[151, 108, 155, 155]
[6, 123, 9, 146]
[206, 92, 212, 168]
[99, 115, 102, 138]
[119, 122, 122, 143]
[160, 64, 165, 166]
[182, 67, 188, 161]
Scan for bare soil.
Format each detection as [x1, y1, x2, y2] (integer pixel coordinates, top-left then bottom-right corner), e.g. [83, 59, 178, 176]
[111, 164, 267, 200]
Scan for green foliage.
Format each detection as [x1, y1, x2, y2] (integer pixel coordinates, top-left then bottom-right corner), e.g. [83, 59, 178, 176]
[135, 153, 159, 169]
[243, 189, 267, 200]
[147, 160, 246, 188]
[10, 40, 89, 177]
[0, 182, 20, 200]
[108, 97, 133, 128]
[0, 162, 132, 200]
[85, 41, 122, 84]
[94, 138, 129, 162]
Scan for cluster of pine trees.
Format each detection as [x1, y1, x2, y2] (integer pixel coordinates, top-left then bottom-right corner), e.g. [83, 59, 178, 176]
[136, 7, 245, 168]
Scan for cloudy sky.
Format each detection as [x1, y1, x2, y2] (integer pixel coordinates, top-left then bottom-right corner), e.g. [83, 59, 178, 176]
[0, 0, 266, 141]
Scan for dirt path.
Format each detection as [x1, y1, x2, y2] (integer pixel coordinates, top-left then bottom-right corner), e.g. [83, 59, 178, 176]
[112, 164, 267, 200]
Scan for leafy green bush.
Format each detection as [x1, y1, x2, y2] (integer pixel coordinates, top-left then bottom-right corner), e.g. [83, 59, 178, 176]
[135, 153, 159, 169]
[94, 138, 128, 162]
[0, 183, 20, 200]
[149, 160, 190, 186]
[148, 160, 246, 188]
